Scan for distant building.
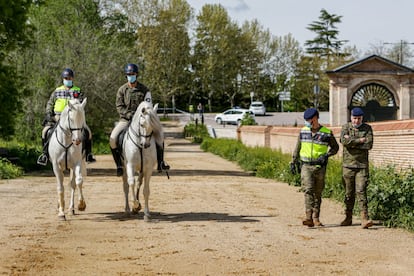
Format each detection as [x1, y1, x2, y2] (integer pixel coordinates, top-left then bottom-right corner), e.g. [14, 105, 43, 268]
[327, 55, 414, 126]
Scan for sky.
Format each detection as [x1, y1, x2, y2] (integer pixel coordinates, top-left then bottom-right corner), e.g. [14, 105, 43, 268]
[186, 0, 414, 53]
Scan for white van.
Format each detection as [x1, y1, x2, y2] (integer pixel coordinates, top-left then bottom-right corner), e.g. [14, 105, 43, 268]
[249, 101, 266, 116]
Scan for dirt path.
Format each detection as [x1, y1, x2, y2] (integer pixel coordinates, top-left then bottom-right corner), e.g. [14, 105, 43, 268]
[1, 127, 414, 275]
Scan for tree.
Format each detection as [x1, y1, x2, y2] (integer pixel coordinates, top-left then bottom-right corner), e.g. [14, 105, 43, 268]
[305, 9, 349, 69]
[300, 9, 353, 111]
[15, 0, 135, 142]
[193, 4, 245, 110]
[0, 0, 32, 138]
[136, 0, 192, 113]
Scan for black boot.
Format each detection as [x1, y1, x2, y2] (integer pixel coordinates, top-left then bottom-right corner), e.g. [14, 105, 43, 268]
[85, 138, 96, 163]
[37, 138, 48, 166]
[111, 148, 123, 176]
[156, 143, 170, 172]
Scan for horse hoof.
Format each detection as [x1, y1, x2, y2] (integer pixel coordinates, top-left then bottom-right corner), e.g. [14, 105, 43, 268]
[58, 215, 66, 221]
[78, 200, 86, 211]
[144, 215, 151, 222]
[132, 203, 141, 214]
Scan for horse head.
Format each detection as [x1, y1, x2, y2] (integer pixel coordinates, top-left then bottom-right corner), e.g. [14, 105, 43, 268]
[64, 98, 87, 146]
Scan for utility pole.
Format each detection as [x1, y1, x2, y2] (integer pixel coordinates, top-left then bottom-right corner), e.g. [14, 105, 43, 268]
[384, 40, 414, 65]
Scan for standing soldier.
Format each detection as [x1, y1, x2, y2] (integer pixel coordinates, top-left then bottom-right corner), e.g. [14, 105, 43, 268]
[291, 108, 339, 227]
[340, 107, 374, 229]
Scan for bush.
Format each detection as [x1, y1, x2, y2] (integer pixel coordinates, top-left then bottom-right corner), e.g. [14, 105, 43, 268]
[0, 158, 23, 179]
[184, 123, 210, 143]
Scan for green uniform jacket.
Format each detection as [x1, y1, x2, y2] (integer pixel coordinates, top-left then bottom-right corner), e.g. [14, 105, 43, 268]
[116, 82, 149, 121]
[340, 122, 373, 168]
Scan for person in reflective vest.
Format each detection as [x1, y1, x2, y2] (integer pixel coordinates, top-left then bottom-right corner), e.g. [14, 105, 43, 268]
[37, 68, 96, 165]
[292, 108, 339, 227]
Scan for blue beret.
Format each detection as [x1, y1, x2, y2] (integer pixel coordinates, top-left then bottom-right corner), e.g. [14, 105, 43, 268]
[304, 108, 318, 120]
[351, 107, 364, 116]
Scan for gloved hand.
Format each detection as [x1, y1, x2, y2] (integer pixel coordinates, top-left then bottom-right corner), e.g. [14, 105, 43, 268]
[289, 161, 297, 174]
[316, 154, 329, 166]
[290, 161, 301, 174]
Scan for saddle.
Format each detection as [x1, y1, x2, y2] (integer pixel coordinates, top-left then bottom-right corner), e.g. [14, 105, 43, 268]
[116, 121, 132, 157]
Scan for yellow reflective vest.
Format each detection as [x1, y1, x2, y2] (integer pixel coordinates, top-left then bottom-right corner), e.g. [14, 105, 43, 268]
[46, 85, 82, 115]
[299, 126, 331, 162]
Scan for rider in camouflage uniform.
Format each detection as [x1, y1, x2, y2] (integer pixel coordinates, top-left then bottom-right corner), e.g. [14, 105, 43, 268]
[109, 63, 170, 177]
[340, 107, 373, 229]
[292, 108, 339, 227]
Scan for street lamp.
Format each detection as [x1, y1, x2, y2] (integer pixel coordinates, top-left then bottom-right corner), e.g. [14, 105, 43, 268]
[313, 75, 320, 109]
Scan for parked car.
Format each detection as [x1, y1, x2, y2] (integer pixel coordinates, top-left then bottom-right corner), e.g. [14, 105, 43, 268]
[214, 108, 255, 125]
[249, 101, 266, 116]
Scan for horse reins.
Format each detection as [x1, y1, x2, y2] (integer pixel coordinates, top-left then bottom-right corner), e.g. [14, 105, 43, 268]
[127, 114, 154, 174]
[55, 108, 84, 170]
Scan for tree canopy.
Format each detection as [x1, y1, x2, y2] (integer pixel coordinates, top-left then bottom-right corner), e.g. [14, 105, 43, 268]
[1, 1, 356, 143]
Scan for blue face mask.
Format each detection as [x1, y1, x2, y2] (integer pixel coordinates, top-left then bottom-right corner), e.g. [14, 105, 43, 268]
[304, 121, 312, 128]
[127, 75, 137, 83]
[63, 79, 73, 87]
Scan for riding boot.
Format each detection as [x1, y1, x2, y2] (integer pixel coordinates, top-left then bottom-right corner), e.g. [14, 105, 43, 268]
[156, 143, 170, 172]
[110, 148, 123, 177]
[85, 138, 96, 163]
[37, 138, 48, 166]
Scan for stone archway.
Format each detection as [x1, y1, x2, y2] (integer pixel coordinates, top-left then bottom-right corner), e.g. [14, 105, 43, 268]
[350, 83, 398, 122]
[327, 55, 414, 126]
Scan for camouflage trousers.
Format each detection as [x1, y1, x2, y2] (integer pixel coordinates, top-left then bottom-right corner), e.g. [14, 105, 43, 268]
[342, 167, 369, 213]
[301, 164, 326, 214]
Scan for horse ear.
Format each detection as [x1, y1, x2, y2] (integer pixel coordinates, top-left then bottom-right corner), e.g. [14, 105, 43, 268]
[68, 100, 74, 109]
[82, 98, 87, 108]
[153, 103, 159, 113]
[144, 92, 152, 103]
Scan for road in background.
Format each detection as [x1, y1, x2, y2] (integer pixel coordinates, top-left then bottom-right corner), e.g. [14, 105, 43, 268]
[165, 112, 329, 139]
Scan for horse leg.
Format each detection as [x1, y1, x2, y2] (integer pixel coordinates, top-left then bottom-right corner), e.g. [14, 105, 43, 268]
[74, 164, 86, 212]
[54, 167, 66, 220]
[126, 164, 139, 214]
[68, 170, 76, 215]
[122, 170, 130, 214]
[134, 173, 143, 213]
[143, 174, 151, 222]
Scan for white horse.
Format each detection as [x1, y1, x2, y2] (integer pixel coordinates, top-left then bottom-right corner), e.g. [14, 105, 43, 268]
[121, 100, 163, 221]
[48, 98, 87, 220]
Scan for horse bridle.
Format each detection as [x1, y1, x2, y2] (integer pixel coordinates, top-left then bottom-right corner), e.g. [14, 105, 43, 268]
[127, 113, 153, 149]
[55, 107, 84, 149]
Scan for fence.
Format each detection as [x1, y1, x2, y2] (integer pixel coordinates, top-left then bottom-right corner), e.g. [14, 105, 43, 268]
[238, 120, 414, 169]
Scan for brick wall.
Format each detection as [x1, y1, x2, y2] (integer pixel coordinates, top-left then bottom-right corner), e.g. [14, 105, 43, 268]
[238, 120, 414, 169]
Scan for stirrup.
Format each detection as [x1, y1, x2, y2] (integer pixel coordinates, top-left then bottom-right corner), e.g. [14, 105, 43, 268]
[158, 161, 170, 172]
[37, 154, 48, 166]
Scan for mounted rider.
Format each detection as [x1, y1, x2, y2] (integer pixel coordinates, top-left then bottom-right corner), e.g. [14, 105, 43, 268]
[37, 68, 96, 166]
[109, 63, 170, 176]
